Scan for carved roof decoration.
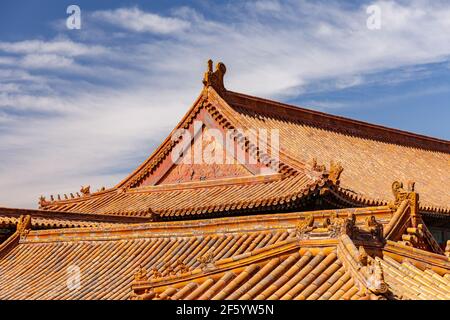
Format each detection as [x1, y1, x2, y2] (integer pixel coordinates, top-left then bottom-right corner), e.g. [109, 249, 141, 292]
[382, 182, 444, 255]
[202, 59, 227, 94]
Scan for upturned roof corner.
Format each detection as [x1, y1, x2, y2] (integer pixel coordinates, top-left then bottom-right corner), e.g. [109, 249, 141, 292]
[384, 181, 444, 254]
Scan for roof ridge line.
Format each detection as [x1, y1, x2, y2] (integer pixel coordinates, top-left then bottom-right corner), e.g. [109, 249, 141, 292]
[331, 186, 450, 215]
[214, 89, 348, 185]
[0, 207, 151, 224]
[131, 173, 283, 193]
[384, 240, 450, 268]
[20, 206, 393, 244]
[0, 230, 20, 260]
[40, 187, 118, 207]
[115, 92, 207, 189]
[226, 90, 450, 152]
[204, 88, 301, 175]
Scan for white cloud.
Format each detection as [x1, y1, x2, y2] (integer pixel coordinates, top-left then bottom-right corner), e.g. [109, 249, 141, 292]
[0, 56, 17, 65]
[302, 100, 347, 110]
[2, 0, 450, 208]
[0, 68, 44, 82]
[0, 39, 106, 56]
[253, 0, 282, 12]
[0, 93, 70, 111]
[0, 83, 20, 93]
[0, 87, 190, 208]
[20, 54, 74, 69]
[92, 7, 190, 34]
[335, 76, 364, 90]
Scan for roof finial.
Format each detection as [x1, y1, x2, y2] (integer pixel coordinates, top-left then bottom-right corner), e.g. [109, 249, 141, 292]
[80, 185, 91, 196]
[207, 59, 213, 73]
[134, 265, 148, 282]
[328, 160, 344, 185]
[17, 215, 32, 238]
[202, 59, 226, 94]
[38, 195, 49, 208]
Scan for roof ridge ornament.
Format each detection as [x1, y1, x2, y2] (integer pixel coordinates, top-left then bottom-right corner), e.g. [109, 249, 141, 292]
[150, 266, 162, 279]
[134, 265, 148, 282]
[390, 180, 420, 226]
[366, 257, 388, 295]
[294, 214, 315, 239]
[202, 59, 227, 94]
[328, 161, 344, 185]
[391, 181, 406, 204]
[197, 248, 217, 271]
[80, 185, 91, 196]
[310, 157, 326, 172]
[38, 196, 49, 208]
[17, 214, 32, 239]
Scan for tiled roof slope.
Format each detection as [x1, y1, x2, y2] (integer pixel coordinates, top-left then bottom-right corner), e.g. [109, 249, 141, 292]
[41, 174, 327, 218]
[0, 233, 292, 299]
[0, 206, 385, 300]
[141, 249, 365, 300]
[130, 194, 450, 301]
[0, 211, 313, 300]
[223, 90, 450, 213]
[379, 255, 450, 300]
[138, 247, 450, 301]
[1, 198, 449, 300]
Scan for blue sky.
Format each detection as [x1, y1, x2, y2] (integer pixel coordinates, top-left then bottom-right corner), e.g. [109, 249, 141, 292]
[0, 0, 449, 208]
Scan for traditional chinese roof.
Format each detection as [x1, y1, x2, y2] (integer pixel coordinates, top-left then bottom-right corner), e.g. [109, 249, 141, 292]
[0, 190, 449, 300]
[40, 174, 329, 219]
[38, 60, 450, 219]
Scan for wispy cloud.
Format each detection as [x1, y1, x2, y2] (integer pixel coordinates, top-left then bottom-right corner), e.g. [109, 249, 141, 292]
[92, 7, 191, 34]
[252, 0, 282, 13]
[1, 0, 450, 208]
[0, 39, 106, 56]
[20, 54, 74, 69]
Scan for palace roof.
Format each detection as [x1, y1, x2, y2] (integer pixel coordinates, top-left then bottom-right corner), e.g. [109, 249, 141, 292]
[37, 61, 449, 220]
[0, 190, 448, 300]
[0, 61, 448, 300]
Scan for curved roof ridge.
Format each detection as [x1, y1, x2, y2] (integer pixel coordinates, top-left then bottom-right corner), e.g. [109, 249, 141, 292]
[225, 90, 450, 153]
[20, 205, 393, 243]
